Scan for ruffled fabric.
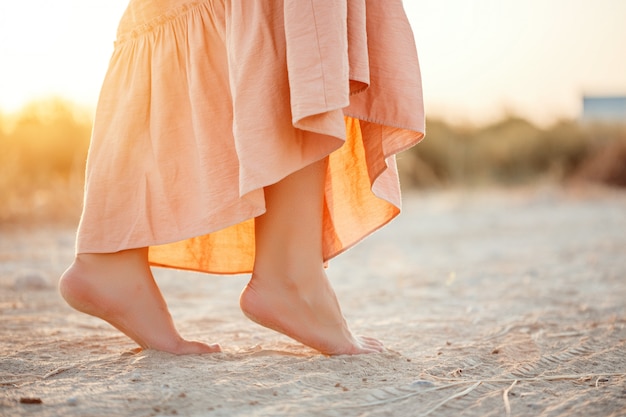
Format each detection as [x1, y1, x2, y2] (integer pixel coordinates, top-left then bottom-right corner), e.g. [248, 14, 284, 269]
[76, 0, 425, 274]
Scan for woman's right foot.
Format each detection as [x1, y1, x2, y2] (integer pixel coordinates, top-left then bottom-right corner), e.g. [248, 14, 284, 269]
[246, 158, 384, 355]
[59, 249, 220, 355]
[240, 269, 384, 356]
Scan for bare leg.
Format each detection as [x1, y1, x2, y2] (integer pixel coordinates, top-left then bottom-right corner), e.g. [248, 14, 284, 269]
[240, 158, 384, 355]
[59, 248, 220, 354]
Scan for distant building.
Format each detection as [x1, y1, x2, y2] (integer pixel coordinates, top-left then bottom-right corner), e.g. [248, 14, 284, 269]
[582, 96, 626, 124]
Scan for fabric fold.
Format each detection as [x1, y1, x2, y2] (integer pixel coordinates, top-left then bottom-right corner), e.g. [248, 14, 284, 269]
[76, 0, 425, 274]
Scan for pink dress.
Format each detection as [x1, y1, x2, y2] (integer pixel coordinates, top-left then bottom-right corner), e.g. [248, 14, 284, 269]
[76, 0, 425, 274]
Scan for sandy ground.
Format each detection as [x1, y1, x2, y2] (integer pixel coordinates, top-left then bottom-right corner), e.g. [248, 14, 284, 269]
[1, 186, 625, 417]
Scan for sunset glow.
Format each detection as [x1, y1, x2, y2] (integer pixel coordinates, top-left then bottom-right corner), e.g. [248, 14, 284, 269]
[1, 0, 625, 126]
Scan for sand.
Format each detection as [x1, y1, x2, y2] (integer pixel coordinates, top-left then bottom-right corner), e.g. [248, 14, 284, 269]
[1, 186, 625, 417]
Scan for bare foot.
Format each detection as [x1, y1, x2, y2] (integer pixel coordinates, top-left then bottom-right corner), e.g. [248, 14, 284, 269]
[59, 249, 220, 355]
[246, 158, 383, 355]
[240, 269, 384, 355]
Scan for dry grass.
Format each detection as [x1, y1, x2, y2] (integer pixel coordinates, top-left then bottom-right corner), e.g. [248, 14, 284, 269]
[398, 116, 626, 188]
[0, 99, 90, 224]
[1, 99, 625, 224]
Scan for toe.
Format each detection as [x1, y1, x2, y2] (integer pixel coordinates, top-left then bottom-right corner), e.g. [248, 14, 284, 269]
[353, 345, 383, 354]
[175, 340, 221, 355]
[195, 341, 222, 354]
[358, 337, 385, 352]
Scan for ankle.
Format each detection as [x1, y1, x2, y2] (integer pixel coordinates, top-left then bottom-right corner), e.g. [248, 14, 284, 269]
[249, 268, 326, 298]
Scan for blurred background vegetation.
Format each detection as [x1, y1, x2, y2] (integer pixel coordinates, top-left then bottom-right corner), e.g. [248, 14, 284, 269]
[0, 99, 91, 224]
[397, 116, 626, 189]
[1, 99, 625, 224]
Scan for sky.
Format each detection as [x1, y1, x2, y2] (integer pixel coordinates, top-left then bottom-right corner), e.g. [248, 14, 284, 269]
[1, 0, 625, 127]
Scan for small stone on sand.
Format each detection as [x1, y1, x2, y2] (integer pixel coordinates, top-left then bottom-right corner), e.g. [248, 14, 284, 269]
[19, 397, 43, 404]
